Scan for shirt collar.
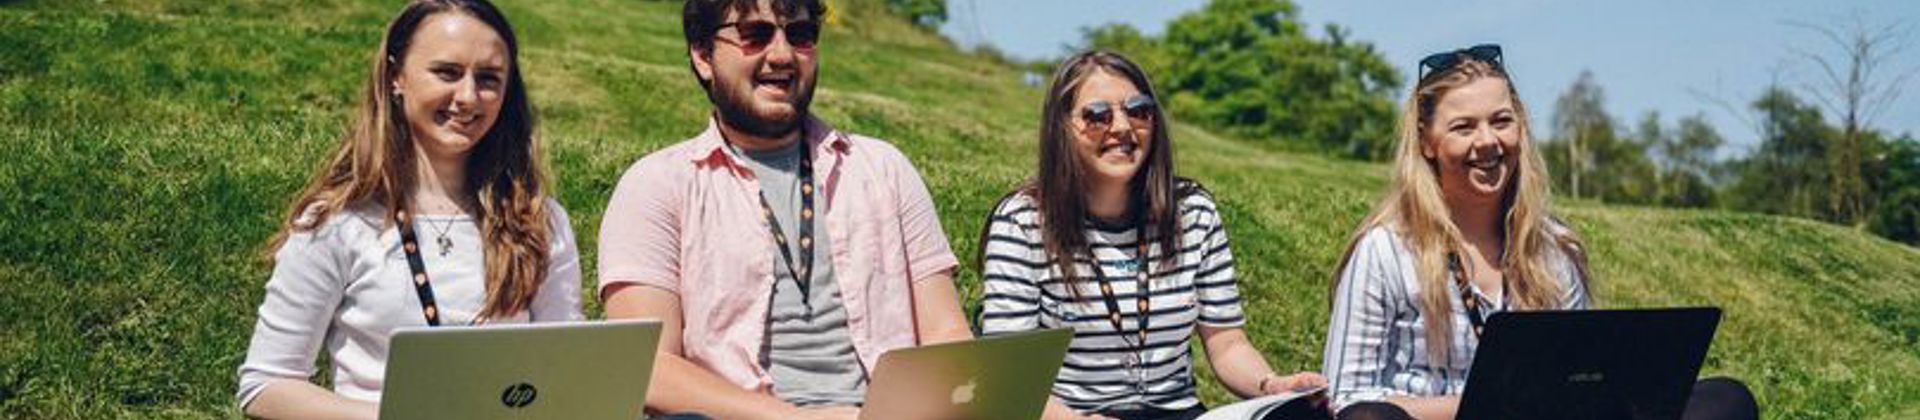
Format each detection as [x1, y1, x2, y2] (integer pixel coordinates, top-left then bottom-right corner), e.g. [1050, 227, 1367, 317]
[691, 113, 850, 173]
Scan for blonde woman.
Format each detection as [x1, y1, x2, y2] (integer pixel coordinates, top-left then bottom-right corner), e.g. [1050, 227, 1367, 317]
[235, 1, 581, 418]
[1321, 45, 1755, 420]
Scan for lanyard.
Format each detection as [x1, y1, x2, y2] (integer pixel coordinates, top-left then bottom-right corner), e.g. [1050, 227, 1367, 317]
[1447, 252, 1507, 337]
[1087, 223, 1152, 373]
[745, 134, 817, 304]
[396, 209, 446, 326]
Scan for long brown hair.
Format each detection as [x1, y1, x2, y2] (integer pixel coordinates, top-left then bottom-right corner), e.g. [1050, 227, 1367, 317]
[267, 0, 551, 322]
[977, 51, 1183, 293]
[1332, 57, 1591, 363]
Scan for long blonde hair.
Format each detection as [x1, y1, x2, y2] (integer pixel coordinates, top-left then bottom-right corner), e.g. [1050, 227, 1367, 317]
[1332, 58, 1591, 363]
[266, 0, 551, 322]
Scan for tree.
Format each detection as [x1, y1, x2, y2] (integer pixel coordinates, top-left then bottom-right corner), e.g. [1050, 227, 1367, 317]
[1078, 23, 1169, 80]
[1785, 15, 1919, 226]
[1552, 71, 1609, 199]
[1082, 0, 1402, 160]
[884, 0, 946, 28]
[1652, 113, 1725, 207]
[1726, 87, 1834, 218]
[1866, 134, 1920, 245]
[1593, 114, 1660, 205]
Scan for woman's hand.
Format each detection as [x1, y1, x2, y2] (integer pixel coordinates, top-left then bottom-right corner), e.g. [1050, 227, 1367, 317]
[1259, 371, 1329, 395]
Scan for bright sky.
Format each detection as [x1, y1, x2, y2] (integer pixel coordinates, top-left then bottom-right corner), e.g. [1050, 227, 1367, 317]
[940, 0, 1920, 155]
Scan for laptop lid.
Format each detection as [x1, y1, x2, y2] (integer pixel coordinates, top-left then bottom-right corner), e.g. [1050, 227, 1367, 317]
[1457, 307, 1721, 420]
[379, 319, 662, 420]
[861, 328, 1074, 420]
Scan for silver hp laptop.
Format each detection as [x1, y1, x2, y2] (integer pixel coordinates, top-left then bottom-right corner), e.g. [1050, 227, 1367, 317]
[862, 328, 1074, 420]
[380, 319, 662, 420]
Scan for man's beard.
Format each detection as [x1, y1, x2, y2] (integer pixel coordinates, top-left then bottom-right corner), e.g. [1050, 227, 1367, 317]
[710, 75, 816, 139]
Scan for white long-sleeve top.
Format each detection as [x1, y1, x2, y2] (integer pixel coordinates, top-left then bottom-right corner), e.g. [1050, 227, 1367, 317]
[235, 200, 582, 408]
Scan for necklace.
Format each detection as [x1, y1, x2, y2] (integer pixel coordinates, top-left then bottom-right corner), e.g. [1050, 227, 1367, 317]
[414, 198, 466, 257]
[426, 216, 456, 257]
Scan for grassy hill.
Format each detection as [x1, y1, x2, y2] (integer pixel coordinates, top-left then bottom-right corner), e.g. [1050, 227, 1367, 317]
[2, 0, 1917, 418]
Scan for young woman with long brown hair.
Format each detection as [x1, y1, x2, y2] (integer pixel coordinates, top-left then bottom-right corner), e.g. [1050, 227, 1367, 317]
[235, 1, 580, 418]
[978, 50, 1325, 420]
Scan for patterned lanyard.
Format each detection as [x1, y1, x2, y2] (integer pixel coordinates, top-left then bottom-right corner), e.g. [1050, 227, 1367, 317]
[1447, 252, 1506, 337]
[1087, 223, 1152, 374]
[396, 209, 446, 326]
[746, 134, 816, 303]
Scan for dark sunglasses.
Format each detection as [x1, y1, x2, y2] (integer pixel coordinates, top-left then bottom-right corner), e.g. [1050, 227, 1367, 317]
[1080, 95, 1157, 132]
[714, 19, 821, 55]
[1418, 44, 1503, 81]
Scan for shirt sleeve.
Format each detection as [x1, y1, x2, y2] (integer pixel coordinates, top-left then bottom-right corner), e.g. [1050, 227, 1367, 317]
[1191, 200, 1245, 327]
[533, 200, 584, 322]
[978, 197, 1044, 336]
[1323, 228, 1408, 409]
[1560, 250, 1592, 310]
[596, 156, 685, 298]
[235, 223, 348, 409]
[888, 147, 959, 283]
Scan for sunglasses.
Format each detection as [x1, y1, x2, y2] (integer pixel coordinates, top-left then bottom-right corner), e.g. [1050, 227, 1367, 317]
[1418, 44, 1503, 81]
[1079, 95, 1157, 132]
[714, 19, 821, 55]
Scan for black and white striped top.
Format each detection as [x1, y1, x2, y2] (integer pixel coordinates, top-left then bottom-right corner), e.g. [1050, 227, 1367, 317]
[1321, 224, 1589, 410]
[978, 189, 1246, 413]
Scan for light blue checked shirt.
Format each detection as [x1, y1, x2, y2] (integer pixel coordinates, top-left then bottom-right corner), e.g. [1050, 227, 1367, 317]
[1322, 224, 1589, 410]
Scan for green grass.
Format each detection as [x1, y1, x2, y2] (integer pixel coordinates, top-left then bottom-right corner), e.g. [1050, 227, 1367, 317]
[2, 1, 1917, 418]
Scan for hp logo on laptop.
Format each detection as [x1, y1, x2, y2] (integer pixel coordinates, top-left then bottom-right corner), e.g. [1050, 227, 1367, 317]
[501, 382, 538, 409]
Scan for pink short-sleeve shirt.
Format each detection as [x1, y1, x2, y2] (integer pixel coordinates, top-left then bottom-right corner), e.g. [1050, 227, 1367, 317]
[597, 115, 958, 392]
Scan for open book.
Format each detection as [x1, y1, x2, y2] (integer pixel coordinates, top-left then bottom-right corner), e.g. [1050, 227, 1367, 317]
[1195, 387, 1330, 420]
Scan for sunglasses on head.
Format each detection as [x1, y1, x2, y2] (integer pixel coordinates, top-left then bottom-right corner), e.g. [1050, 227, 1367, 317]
[1080, 95, 1157, 132]
[714, 19, 821, 55]
[1418, 44, 1503, 81]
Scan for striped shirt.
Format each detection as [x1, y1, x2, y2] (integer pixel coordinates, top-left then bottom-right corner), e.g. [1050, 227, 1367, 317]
[978, 188, 1245, 413]
[1321, 224, 1590, 410]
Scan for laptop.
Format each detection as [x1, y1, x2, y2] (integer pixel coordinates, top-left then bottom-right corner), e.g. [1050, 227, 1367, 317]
[1457, 307, 1722, 420]
[379, 319, 663, 420]
[861, 328, 1075, 420]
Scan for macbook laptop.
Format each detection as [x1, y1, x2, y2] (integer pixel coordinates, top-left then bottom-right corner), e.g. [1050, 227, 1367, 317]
[379, 319, 662, 420]
[861, 328, 1075, 420]
[1457, 307, 1722, 420]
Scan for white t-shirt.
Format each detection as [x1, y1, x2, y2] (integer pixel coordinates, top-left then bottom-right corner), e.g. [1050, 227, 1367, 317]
[235, 199, 582, 407]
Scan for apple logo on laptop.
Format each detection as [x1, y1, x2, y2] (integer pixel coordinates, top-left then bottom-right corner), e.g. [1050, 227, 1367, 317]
[501, 382, 538, 409]
[950, 378, 978, 405]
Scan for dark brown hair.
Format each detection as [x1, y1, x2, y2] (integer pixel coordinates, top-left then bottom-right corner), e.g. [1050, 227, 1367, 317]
[977, 51, 1185, 291]
[681, 0, 827, 90]
[269, 0, 552, 322]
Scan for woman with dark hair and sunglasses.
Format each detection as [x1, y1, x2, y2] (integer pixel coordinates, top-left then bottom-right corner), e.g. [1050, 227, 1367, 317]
[977, 50, 1327, 420]
[1321, 44, 1756, 420]
[235, 1, 581, 418]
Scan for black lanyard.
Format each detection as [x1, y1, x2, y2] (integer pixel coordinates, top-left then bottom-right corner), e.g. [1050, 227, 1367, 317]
[396, 209, 445, 327]
[1447, 252, 1506, 337]
[1087, 223, 1152, 362]
[745, 135, 817, 303]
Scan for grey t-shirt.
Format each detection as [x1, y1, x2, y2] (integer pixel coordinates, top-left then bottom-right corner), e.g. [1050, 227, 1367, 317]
[733, 140, 868, 406]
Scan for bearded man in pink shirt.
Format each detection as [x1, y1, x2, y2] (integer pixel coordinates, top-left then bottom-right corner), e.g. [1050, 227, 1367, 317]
[595, 1, 974, 419]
